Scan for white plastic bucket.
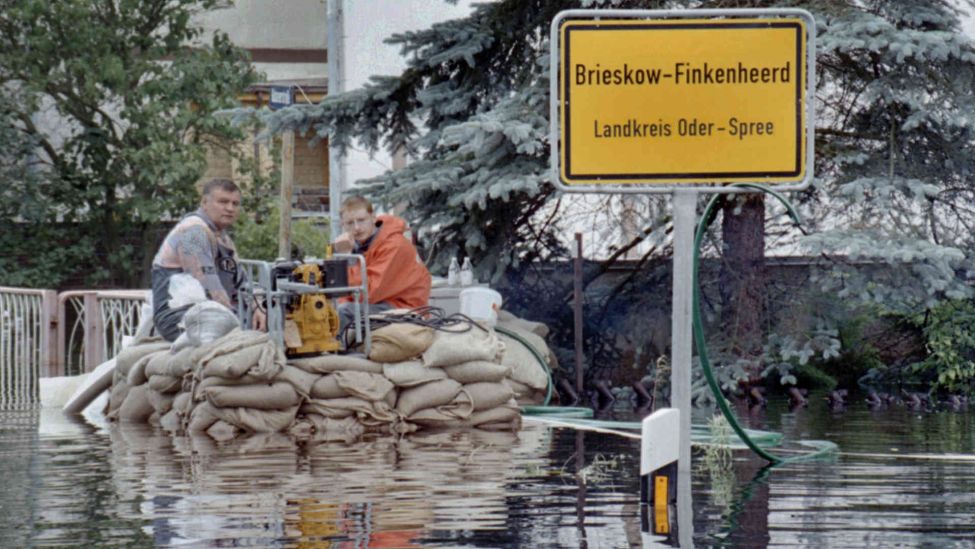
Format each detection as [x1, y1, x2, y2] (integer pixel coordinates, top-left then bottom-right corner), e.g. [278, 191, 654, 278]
[459, 287, 503, 327]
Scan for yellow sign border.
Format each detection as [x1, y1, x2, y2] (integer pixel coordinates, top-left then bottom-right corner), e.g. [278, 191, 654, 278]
[557, 17, 809, 186]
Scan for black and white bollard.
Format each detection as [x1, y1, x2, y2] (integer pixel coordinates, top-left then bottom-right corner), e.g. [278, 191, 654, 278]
[640, 408, 680, 539]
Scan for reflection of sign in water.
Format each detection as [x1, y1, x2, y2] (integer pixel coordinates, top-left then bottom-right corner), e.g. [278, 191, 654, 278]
[557, 18, 809, 185]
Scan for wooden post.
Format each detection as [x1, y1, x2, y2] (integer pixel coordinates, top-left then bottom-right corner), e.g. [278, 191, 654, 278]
[83, 292, 105, 372]
[278, 130, 296, 260]
[39, 290, 58, 378]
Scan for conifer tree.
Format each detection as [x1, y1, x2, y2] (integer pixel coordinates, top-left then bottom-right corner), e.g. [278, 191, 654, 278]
[262, 0, 975, 389]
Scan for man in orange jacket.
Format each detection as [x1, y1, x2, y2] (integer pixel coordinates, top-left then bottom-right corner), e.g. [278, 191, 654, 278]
[332, 196, 431, 336]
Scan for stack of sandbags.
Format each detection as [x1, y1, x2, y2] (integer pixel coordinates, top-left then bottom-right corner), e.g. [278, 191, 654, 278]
[185, 329, 300, 440]
[141, 346, 194, 426]
[106, 310, 554, 439]
[287, 353, 403, 441]
[496, 326, 556, 405]
[384, 323, 521, 431]
[106, 338, 171, 423]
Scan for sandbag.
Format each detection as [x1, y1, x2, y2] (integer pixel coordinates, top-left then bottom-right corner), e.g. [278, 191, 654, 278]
[275, 364, 320, 397]
[127, 349, 168, 387]
[406, 390, 475, 427]
[497, 310, 549, 338]
[192, 373, 267, 400]
[368, 323, 435, 363]
[300, 400, 353, 419]
[171, 299, 240, 352]
[422, 325, 504, 367]
[193, 329, 282, 381]
[296, 415, 365, 443]
[204, 382, 301, 410]
[114, 341, 171, 379]
[460, 399, 521, 428]
[145, 347, 194, 378]
[310, 375, 348, 400]
[302, 397, 398, 423]
[172, 392, 192, 416]
[189, 327, 262, 365]
[117, 384, 155, 422]
[504, 378, 546, 405]
[107, 379, 131, 416]
[443, 361, 511, 384]
[210, 404, 300, 433]
[159, 409, 181, 432]
[289, 354, 383, 374]
[498, 329, 552, 391]
[395, 379, 462, 416]
[148, 373, 181, 394]
[187, 401, 220, 432]
[463, 382, 515, 411]
[146, 388, 175, 415]
[333, 370, 394, 402]
[383, 360, 448, 387]
[111, 351, 162, 411]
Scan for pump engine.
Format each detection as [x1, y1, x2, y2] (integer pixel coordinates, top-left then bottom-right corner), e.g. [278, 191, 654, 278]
[272, 259, 349, 356]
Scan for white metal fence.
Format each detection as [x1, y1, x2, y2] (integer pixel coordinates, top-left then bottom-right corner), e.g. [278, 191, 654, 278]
[0, 287, 146, 404]
[58, 290, 147, 376]
[0, 288, 57, 406]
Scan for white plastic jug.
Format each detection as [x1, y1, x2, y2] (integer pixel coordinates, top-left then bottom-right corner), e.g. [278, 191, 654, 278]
[459, 287, 503, 327]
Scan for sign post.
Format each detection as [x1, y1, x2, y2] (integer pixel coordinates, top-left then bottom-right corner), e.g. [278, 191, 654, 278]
[550, 8, 815, 546]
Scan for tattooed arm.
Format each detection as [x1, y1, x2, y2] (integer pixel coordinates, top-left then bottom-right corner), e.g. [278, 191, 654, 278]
[174, 224, 233, 308]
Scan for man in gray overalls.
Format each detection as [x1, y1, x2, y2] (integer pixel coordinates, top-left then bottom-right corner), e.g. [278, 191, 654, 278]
[150, 178, 266, 341]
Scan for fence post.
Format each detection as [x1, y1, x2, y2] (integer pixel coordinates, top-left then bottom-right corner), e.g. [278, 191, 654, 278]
[40, 290, 59, 377]
[83, 292, 105, 372]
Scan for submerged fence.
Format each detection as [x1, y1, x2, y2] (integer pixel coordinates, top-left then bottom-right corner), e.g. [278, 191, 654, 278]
[0, 287, 147, 404]
[0, 288, 57, 406]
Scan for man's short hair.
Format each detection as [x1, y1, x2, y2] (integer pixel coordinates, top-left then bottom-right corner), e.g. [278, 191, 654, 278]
[202, 178, 240, 197]
[340, 195, 374, 215]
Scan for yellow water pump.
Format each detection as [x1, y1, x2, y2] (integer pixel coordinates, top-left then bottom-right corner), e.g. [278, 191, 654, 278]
[284, 263, 341, 355]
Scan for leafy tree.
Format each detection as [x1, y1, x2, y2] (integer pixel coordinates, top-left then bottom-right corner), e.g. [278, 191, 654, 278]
[234, 203, 332, 261]
[0, 0, 257, 288]
[257, 0, 975, 393]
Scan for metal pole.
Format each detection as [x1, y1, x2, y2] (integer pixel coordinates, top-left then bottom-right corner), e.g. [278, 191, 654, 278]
[573, 232, 584, 398]
[670, 189, 696, 474]
[278, 130, 295, 260]
[327, 0, 347, 239]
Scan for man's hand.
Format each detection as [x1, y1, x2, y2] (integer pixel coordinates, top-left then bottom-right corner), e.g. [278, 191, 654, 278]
[251, 308, 267, 332]
[333, 232, 354, 254]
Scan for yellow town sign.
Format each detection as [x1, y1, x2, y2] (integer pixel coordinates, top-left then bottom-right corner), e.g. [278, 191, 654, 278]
[556, 16, 811, 187]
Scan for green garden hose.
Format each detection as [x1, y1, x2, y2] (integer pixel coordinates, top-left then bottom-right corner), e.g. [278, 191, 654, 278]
[506, 225, 836, 463]
[693, 183, 835, 464]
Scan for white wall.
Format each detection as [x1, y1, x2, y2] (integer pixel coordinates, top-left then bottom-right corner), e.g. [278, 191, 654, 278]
[194, 0, 327, 50]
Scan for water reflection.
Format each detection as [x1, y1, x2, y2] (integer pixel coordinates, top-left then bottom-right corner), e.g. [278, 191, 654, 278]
[5, 399, 975, 548]
[103, 422, 549, 547]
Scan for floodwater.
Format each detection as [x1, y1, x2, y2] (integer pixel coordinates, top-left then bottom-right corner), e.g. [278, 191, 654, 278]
[1, 396, 974, 548]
